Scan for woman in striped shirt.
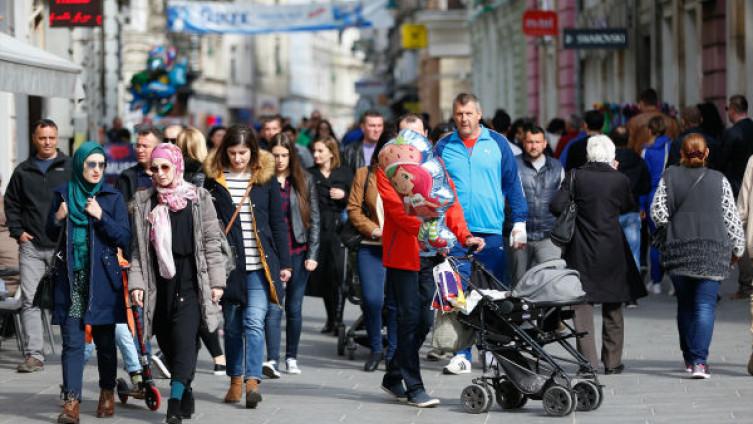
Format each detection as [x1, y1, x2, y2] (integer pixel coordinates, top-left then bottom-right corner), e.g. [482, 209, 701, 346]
[203, 125, 292, 409]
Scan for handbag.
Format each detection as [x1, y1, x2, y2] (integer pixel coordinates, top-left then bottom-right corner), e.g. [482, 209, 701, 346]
[550, 170, 577, 247]
[338, 169, 371, 250]
[651, 169, 707, 250]
[33, 227, 66, 310]
[431, 311, 475, 352]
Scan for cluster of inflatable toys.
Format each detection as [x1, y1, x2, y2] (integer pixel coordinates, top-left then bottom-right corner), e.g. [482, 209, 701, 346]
[129, 46, 192, 116]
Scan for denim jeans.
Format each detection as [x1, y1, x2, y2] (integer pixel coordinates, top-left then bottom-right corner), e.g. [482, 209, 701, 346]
[671, 276, 720, 365]
[61, 317, 116, 399]
[84, 323, 141, 373]
[265, 282, 285, 365]
[285, 253, 309, 360]
[357, 245, 397, 358]
[450, 233, 506, 360]
[224, 271, 268, 380]
[382, 265, 435, 397]
[619, 212, 641, 269]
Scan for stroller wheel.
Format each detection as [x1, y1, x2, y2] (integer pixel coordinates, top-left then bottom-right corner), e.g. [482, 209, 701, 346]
[542, 385, 575, 416]
[337, 325, 346, 356]
[574, 381, 602, 411]
[144, 384, 162, 411]
[116, 378, 130, 404]
[495, 381, 526, 410]
[461, 384, 491, 414]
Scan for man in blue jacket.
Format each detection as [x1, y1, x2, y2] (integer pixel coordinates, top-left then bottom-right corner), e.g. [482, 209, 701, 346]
[434, 93, 528, 374]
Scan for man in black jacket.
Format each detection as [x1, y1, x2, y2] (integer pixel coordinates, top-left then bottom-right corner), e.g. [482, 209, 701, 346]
[342, 110, 384, 173]
[720, 95, 753, 299]
[4, 119, 71, 372]
[115, 125, 162, 203]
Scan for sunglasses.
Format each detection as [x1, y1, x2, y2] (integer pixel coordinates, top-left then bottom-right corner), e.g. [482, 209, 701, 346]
[149, 163, 173, 174]
[164, 137, 177, 144]
[84, 160, 106, 170]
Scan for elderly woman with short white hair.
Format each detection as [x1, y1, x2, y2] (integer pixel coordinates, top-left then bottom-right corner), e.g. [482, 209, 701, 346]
[550, 135, 647, 374]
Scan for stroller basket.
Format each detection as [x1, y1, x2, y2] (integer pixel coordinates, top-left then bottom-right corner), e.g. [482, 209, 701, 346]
[497, 354, 551, 395]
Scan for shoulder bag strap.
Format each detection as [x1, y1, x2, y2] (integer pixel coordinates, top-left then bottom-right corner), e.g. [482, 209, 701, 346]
[361, 168, 371, 217]
[669, 169, 707, 215]
[224, 183, 253, 235]
[568, 169, 576, 201]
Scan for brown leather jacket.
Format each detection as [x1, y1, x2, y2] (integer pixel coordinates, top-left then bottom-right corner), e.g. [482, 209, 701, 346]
[347, 167, 381, 242]
[626, 108, 680, 152]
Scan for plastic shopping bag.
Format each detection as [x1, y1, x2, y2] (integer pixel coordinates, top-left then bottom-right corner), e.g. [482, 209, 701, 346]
[431, 259, 466, 312]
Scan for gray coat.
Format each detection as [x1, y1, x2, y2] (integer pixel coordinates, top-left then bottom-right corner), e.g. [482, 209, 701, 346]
[127, 187, 226, 341]
[290, 173, 321, 261]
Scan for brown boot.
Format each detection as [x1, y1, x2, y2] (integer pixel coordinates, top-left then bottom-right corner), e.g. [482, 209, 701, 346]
[245, 379, 262, 409]
[96, 389, 115, 418]
[224, 376, 243, 403]
[57, 396, 80, 424]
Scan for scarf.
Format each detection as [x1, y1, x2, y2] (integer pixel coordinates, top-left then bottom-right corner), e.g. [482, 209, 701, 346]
[148, 143, 198, 279]
[68, 142, 105, 272]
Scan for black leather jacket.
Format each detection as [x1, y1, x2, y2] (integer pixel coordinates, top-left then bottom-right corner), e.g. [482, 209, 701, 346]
[342, 141, 366, 174]
[289, 172, 321, 261]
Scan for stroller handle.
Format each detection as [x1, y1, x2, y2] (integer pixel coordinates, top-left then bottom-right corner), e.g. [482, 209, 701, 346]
[465, 246, 479, 257]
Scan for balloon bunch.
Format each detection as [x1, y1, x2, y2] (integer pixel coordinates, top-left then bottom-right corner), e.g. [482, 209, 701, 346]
[129, 45, 190, 116]
[378, 129, 457, 255]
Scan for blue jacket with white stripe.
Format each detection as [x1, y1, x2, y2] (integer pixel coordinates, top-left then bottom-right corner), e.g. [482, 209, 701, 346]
[434, 127, 527, 234]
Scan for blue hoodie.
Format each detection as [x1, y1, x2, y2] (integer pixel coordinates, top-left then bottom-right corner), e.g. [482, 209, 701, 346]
[435, 127, 527, 234]
[640, 134, 671, 214]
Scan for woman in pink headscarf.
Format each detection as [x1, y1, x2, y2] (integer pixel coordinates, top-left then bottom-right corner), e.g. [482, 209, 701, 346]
[128, 143, 227, 424]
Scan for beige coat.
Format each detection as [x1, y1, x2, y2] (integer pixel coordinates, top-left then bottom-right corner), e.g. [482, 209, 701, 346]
[737, 156, 753, 254]
[128, 187, 226, 341]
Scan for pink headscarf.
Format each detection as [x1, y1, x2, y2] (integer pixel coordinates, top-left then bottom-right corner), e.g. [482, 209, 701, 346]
[148, 143, 198, 279]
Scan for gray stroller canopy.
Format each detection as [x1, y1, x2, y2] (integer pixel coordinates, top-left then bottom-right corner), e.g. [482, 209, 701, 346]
[512, 259, 585, 305]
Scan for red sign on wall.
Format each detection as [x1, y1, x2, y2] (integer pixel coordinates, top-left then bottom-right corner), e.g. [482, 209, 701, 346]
[522, 10, 558, 37]
[50, 0, 103, 27]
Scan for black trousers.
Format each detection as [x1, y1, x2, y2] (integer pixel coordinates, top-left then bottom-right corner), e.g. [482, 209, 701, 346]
[154, 294, 201, 385]
[382, 258, 436, 397]
[199, 327, 223, 358]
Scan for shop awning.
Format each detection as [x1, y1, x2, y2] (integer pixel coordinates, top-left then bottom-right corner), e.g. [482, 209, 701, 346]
[0, 32, 84, 99]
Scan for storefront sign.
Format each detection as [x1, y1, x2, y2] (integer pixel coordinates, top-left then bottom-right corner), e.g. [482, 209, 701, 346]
[401, 24, 428, 49]
[50, 0, 103, 27]
[166, 0, 394, 34]
[563, 28, 628, 49]
[522, 10, 558, 37]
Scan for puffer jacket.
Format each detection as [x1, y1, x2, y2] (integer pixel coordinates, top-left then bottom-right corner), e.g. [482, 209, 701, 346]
[516, 155, 563, 241]
[127, 186, 226, 341]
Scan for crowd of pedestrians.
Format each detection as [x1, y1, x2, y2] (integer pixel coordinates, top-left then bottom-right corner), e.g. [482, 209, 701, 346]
[3, 89, 753, 423]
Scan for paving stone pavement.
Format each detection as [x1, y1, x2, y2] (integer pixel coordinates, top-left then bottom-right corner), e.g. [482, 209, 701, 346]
[1, 280, 753, 424]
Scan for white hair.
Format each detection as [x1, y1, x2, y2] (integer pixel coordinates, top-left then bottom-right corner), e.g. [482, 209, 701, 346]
[586, 135, 616, 163]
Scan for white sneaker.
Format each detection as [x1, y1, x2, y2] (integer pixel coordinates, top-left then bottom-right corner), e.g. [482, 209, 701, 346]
[442, 354, 472, 375]
[286, 358, 301, 375]
[150, 353, 171, 379]
[650, 283, 662, 295]
[262, 360, 281, 379]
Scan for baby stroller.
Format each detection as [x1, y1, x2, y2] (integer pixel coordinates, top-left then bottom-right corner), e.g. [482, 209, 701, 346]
[454, 254, 603, 417]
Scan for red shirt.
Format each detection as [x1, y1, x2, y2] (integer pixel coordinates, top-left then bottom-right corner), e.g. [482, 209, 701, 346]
[377, 169, 472, 271]
[462, 136, 478, 150]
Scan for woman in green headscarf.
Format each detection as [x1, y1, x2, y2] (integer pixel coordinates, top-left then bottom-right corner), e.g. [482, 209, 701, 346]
[47, 141, 132, 424]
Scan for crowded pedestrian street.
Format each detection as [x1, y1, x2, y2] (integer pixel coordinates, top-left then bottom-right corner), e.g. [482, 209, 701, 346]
[2, 286, 753, 423]
[3, 1, 753, 423]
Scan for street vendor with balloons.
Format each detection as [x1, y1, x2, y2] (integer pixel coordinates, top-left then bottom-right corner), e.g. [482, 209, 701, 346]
[376, 124, 485, 408]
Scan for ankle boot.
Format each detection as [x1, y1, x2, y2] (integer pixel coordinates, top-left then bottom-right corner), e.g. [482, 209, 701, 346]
[166, 398, 182, 424]
[96, 389, 115, 418]
[180, 387, 195, 419]
[224, 376, 243, 403]
[57, 394, 80, 424]
[245, 379, 262, 409]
